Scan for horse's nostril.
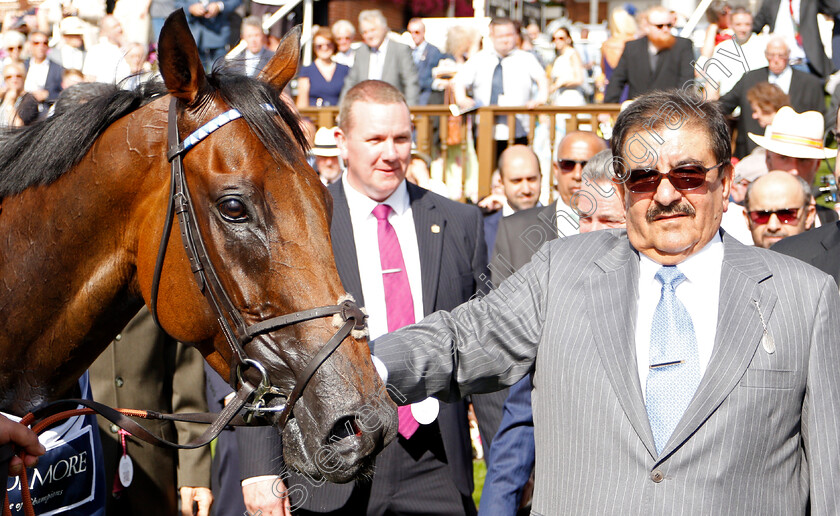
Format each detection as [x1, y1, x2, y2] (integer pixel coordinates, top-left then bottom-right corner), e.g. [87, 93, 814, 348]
[329, 416, 361, 442]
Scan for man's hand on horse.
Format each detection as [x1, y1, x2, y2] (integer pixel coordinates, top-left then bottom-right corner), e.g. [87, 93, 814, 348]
[179, 486, 213, 516]
[0, 414, 45, 476]
[242, 477, 292, 516]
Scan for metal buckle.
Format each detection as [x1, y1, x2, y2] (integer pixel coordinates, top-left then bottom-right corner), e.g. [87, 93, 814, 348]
[237, 359, 288, 423]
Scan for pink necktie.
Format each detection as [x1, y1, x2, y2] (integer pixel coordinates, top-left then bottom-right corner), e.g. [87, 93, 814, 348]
[372, 204, 420, 439]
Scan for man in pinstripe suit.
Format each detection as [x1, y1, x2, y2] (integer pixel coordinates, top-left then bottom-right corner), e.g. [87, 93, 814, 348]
[371, 89, 840, 514]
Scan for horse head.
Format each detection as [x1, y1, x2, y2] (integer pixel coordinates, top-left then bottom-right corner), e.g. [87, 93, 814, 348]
[140, 10, 398, 482]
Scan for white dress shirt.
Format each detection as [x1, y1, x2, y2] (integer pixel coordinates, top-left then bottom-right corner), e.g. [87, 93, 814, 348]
[343, 176, 424, 340]
[555, 196, 580, 238]
[635, 234, 723, 400]
[773, 0, 807, 63]
[24, 58, 49, 93]
[768, 66, 793, 94]
[367, 38, 389, 82]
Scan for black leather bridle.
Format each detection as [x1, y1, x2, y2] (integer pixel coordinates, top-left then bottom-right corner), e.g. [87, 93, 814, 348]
[149, 97, 367, 429]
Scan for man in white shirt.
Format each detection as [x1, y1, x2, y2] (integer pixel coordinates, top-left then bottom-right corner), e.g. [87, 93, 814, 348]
[82, 15, 128, 83]
[226, 16, 273, 77]
[453, 17, 547, 159]
[370, 87, 840, 516]
[331, 19, 357, 68]
[23, 31, 63, 110]
[237, 80, 485, 515]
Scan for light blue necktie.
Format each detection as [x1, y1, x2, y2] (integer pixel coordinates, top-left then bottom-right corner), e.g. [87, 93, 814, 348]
[645, 266, 701, 455]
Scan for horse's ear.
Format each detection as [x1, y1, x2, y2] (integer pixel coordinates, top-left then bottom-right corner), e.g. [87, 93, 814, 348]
[258, 25, 301, 90]
[158, 9, 207, 103]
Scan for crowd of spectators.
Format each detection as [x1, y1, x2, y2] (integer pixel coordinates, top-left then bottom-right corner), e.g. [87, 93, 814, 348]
[4, 0, 840, 515]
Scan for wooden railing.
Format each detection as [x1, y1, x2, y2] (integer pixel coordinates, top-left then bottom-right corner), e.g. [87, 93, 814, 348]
[299, 104, 623, 200]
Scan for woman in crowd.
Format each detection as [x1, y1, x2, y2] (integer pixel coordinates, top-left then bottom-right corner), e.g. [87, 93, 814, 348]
[0, 62, 38, 127]
[296, 27, 350, 108]
[548, 26, 585, 106]
[597, 7, 637, 103]
[701, 0, 733, 58]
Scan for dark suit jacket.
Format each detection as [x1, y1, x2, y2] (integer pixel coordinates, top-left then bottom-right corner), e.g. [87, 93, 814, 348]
[719, 67, 826, 158]
[489, 201, 560, 286]
[225, 47, 273, 77]
[773, 220, 840, 283]
[415, 42, 443, 104]
[604, 36, 695, 103]
[753, 0, 840, 79]
[483, 209, 503, 265]
[175, 0, 241, 51]
[340, 40, 420, 105]
[238, 179, 486, 512]
[24, 58, 63, 104]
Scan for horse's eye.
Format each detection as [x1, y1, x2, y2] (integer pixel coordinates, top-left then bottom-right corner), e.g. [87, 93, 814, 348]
[218, 198, 248, 222]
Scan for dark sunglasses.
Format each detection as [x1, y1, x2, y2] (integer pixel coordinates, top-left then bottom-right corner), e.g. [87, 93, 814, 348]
[6, 45, 22, 51]
[624, 161, 725, 193]
[314, 43, 333, 50]
[557, 159, 588, 172]
[31, 40, 49, 46]
[4, 74, 23, 79]
[747, 208, 801, 225]
[654, 23, 674, 29]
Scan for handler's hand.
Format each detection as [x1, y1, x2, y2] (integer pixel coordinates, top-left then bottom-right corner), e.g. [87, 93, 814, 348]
[242, 477, 292, 516]
[0, 414, 45, 476]
[180, 486, 213, 516]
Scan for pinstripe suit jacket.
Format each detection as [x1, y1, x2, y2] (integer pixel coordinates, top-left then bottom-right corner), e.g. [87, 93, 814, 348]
[372, 229, 840, 514]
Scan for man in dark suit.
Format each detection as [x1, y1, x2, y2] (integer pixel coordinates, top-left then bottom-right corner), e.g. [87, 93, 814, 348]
[238, 80, 484, 516]
[753, 0, 840, 80]
[773, 103, 840, 280]
[720, 37, 825, 158]
[407, 18, 443, 106]
[604, 6, 694, 103]
[23, 31, 63, 111]
[340, 9, 419, 105]
[226, 16, 273, 77]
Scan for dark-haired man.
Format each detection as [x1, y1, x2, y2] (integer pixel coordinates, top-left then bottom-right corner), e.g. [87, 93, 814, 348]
[371, 89, 840, 514]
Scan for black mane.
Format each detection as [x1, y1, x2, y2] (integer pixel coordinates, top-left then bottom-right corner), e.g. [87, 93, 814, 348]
[0, 70, 309, 198]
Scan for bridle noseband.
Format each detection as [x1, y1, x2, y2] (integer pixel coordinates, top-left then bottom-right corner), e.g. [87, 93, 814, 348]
[150, 97, 366, 428]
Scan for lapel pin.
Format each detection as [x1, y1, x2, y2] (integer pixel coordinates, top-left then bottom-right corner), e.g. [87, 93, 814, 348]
[431, 224, 440, 234]
[752, 299, 775, 354]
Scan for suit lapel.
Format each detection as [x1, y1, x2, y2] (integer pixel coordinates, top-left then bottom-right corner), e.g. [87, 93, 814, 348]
[408, 183, 444, 316]
[586, 236, 657, 457]
[328, 180, 364, 305]
[660, 233, 776, 460]
[813, 222, 840, 284]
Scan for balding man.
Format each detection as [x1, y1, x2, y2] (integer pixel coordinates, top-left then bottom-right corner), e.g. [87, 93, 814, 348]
[604, 6, 694, 103]
[744, 171, 816, 249]
[719, 36, 825, 158]
[483, 145, 542, 262]
[470, 132, 606, 460]
[479, 150, 624, 515]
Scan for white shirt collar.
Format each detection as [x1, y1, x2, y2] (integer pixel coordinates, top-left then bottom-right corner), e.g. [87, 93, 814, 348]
[342, 173, 410, 219]
[372, 37, 389, 54]
[638, 232, 724, 285]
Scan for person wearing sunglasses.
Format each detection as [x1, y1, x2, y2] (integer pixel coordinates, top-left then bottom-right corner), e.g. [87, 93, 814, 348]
[743, 170, 815, 249]
[604, 6, 694, 103]
[368, 88, 840, 514]
[23, 31, 64, 111]
[296, 27, 350, 108]
[1, 31, 25, 68]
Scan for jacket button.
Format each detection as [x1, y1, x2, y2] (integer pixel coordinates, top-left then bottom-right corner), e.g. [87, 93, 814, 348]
[651, 469, 664, 483]
[110, 424, 119, 433]
[114, 334, 122, 341]
[115, 376, 124, 388]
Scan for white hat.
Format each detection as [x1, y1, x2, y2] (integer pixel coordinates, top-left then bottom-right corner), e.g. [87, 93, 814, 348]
[312, 127, 340, 157]
[60, 17, 86, 37]
[748, 106, 837, 159]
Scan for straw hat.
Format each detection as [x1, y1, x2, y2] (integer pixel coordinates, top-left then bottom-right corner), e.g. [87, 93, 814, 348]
[311, 127, 340, 157]
[748, 106, 837, 159]
[59, 17, 87, 37]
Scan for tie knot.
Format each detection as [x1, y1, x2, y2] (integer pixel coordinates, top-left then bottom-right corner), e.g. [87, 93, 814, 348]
[372, 204, 393, 221]
[655, 266, 686, 290]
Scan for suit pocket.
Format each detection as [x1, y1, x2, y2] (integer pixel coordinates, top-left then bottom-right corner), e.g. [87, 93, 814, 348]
[739, 369, 796, 390]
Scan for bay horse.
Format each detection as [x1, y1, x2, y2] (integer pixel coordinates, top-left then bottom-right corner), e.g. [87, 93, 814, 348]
[0, 10, 396, 483]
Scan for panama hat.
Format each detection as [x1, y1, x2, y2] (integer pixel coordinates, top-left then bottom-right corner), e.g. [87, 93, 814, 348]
[312, 127, 340, 157]
[748, 106, 837, 159]
[59, 17, 86, 37]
